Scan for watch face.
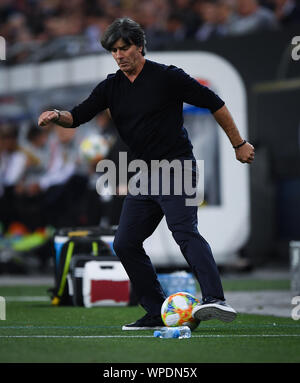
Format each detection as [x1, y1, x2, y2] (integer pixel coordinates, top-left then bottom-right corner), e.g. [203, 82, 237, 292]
[54, 110, 60, 120]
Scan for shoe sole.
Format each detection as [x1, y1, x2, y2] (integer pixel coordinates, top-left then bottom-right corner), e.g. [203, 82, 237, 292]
[192, 304, 237, 323]
[122, 325, 166, 331]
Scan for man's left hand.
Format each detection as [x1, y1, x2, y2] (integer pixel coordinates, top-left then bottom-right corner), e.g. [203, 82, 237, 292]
[235, 142, 255, 164]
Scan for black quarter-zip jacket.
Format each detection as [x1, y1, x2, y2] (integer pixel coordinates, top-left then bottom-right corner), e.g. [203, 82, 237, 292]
[70, 59, 225, 162]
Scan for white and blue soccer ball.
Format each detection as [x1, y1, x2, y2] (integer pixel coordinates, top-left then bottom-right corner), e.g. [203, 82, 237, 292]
[79, 134, 109, 162]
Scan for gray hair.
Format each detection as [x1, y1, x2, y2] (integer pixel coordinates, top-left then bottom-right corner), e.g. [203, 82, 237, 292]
[101, 17, 147, 56]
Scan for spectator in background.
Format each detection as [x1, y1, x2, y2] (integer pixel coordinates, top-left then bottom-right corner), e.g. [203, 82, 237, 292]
[0, 120, 91, 231]
[194, 0, 219, 41]
[84, 14, 112, 54]
[79, 110, 114, 227]
[97, 110, 132, 226]
[25, 0, 61, 42]
[227, 0, 279, 35]
[18, 125, 50, 196]
[163, 12, 187, 43]
[80, 109, 131, 227]
[214, 0, 237, 36]
[272, 0, 300, 26]
[43, 13, 84, 40]
[13, 125, 50, 230]
[0, 0, 20, 29]
[136, 0, 170, 50]
[38, 123, 87, 228]
[171, 0, 200, 38]
[1, 0, 295, 64]
[0, 0, 16, 17]
[0, 124, 28, 230]
[1, 12, 32, 44]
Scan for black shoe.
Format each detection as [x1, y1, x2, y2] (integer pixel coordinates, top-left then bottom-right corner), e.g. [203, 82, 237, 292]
[122, 312, 165, 330]
[192, 298, 237, 323]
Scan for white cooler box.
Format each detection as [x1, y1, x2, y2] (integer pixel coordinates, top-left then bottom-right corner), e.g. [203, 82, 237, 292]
[82, 260, 130, 307]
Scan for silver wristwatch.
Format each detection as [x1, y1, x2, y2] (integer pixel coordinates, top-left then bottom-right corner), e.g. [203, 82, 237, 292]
[53, 109, 61, 122]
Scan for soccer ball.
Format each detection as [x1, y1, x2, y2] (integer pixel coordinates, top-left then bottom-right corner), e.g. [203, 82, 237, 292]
[161, 292, 201, 331]
[79, 134, 109, 162]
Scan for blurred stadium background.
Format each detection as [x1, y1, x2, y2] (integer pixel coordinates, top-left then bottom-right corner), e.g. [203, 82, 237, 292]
[0, 0, 300, 278]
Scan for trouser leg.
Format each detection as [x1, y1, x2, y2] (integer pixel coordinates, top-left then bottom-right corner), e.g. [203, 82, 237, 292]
[113, 194, 166, 315]
[160, 193, 224, 301]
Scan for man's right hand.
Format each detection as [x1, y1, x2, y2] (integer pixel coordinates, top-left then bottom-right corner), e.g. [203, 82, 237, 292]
[38, 110, 59, 127]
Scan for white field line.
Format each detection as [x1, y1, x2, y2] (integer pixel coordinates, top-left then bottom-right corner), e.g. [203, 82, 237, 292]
[5, 296, 49, 302]
[1, 334, 300, 339]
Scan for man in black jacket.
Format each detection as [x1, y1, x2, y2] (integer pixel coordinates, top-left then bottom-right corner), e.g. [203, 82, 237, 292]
[39, 17, 255, 330]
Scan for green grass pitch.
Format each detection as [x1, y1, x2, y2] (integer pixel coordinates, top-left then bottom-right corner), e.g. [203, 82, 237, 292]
[0, 283, 299, 363]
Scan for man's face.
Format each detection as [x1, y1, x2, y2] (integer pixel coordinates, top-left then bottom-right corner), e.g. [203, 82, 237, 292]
[111, 38, 143, 74]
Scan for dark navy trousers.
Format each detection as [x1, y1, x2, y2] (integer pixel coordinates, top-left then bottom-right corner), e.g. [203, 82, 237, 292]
[113, 160, 225, 315]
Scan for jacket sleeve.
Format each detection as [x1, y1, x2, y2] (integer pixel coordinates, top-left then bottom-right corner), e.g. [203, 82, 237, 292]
[167, 65, 225, 113]
[69, 80, 109, 128]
